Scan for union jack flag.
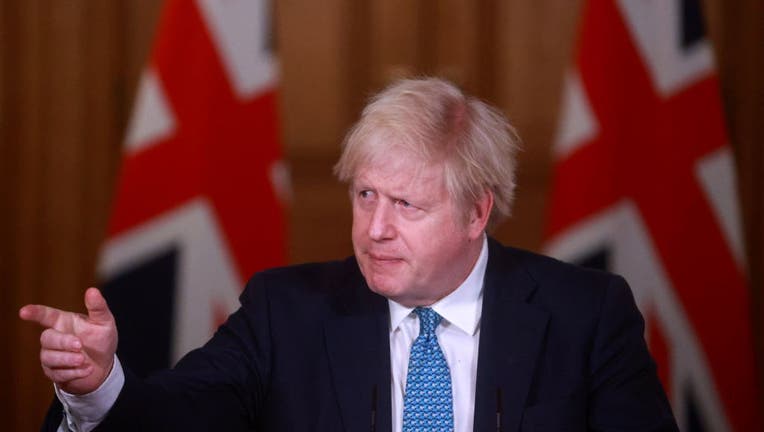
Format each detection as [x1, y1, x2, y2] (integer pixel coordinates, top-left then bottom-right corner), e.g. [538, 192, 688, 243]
[98, 0, 288, 375]
[544, 0, 760, 430]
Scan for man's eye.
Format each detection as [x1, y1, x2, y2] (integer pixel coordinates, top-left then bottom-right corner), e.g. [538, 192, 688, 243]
[359, 190, 372, 199]
[396, 199, 413, 209]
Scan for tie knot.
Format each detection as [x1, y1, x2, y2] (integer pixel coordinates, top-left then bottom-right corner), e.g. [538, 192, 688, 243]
[414, 307, 441, 335]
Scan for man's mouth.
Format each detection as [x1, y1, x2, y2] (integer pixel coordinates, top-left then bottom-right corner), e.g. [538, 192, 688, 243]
[368, 252, 402, 262]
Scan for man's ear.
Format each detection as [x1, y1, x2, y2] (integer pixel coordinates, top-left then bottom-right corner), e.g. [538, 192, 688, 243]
[467, 190, 493, 239]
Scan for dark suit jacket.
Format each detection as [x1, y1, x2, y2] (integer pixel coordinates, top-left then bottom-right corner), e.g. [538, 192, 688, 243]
[45, 239, 677, 431]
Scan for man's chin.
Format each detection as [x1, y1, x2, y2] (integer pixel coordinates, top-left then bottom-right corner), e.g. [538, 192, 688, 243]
[365, 276, 405, 299]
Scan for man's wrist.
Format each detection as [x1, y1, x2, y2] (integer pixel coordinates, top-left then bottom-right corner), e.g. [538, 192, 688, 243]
[55, 355, 125, 431]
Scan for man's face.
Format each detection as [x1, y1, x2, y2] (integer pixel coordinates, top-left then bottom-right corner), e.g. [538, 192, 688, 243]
[351, 154, 486, 307]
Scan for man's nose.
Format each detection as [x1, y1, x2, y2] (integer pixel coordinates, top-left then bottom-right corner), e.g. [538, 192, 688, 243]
[368, 201, 395, 240]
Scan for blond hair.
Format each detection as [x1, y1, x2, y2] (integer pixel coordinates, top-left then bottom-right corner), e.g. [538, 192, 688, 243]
[334, 77, 521, 231]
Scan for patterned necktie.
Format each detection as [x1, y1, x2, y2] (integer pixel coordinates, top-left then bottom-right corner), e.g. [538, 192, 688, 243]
[402, 307, 454, 432]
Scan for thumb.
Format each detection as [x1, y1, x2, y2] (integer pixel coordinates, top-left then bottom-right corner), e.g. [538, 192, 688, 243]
[84, 287, 113, 324]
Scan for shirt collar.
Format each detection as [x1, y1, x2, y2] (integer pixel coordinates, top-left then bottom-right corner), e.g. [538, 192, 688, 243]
[388, 235, 488, 336]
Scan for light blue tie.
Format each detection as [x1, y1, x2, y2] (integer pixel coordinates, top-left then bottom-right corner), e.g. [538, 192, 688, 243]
[402, 307, 454, 432]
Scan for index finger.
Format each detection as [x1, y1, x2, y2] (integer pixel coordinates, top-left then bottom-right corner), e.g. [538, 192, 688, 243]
[19, 304, 67, 329]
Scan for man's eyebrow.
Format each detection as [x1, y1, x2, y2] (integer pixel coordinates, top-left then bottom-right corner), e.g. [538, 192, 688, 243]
[351, 181, 371, 189]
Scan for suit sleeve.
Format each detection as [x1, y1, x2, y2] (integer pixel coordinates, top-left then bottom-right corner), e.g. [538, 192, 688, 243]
[587, 275, 678, 431]
[93, 273, 274, 431]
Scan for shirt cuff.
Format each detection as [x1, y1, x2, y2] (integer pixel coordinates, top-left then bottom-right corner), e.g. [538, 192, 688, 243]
[55, 355, 125, 432]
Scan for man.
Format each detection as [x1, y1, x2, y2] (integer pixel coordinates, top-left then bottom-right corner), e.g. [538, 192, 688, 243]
[20, 78, 677, 431]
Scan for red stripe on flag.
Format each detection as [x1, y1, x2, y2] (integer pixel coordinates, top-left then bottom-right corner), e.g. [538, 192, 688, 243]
[108, 0, 285, 278]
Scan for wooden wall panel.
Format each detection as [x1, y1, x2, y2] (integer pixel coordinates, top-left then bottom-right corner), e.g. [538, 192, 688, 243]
[80, 1, 122, 286]
[1, 1, 163, 428]
[490, 0, 581, 250]
[369, 0, 421, 84]
[277, 0, 358, 262]
[0, 1, 8, 413]
[3, 0, 762, 428]
[0, 0, 12, 417]
[8, 2, 48, 429]
[277, 0, 350, 155]
[707, 0, 764, 403]
[432, 1, 480, 86]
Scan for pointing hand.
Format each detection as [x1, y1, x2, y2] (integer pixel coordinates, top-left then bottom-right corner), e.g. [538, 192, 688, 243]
[19, 288, 118, 395]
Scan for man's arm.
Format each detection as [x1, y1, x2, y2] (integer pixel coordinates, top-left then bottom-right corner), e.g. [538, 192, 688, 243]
[588, 275, 678, 431]
[22, 276, 272, 430]
[90, 274, 272, 430]
[47, 355, 125, 432]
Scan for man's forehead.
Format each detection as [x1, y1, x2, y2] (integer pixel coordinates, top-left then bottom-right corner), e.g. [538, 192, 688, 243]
[354, 156, 443, 185]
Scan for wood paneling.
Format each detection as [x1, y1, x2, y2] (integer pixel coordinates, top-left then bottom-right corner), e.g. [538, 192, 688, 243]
[277, 0, 350, 154]
[710, 0, 764, 405]
[2, 0, 762, 428]
[1, 1, 163, 429]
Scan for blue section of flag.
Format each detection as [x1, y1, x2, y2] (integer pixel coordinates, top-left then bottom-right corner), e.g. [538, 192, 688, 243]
[574, 247, 611, 272]
[102, 248, 178, 376]
[681, 0, 706, 49]
[685, 385, 706, 432]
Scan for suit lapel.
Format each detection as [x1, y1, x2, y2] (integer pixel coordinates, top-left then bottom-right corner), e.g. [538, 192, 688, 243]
[323, 243, 549, 431]
[324, 266, 392, 432]
[473, 240, 550, 432]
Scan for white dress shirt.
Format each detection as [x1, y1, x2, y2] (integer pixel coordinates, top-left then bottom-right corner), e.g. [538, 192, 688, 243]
[56, 237, 488, 431]
[56, 356, 124, 432]
[388, 236, 488, 432]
